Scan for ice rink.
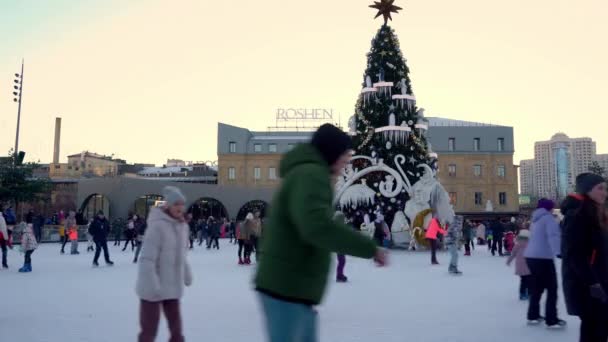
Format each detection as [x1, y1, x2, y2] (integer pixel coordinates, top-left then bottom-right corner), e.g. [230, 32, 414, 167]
[1, 241, 578, 341]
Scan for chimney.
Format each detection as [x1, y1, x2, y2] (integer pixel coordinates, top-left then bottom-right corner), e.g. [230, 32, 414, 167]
[53, 117, 61, 164]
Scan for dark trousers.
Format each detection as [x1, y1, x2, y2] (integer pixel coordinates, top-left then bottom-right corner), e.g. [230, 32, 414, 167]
[337, 254, 346, 278]
[580, 308, 608, 342]
[94, 240, 111, 263]
[238, 240, 245, 258]
[520, 275, 530, 297]
[526, 258, 558, 323]
[1, 239, 8, 267]
[427, 238, 438, 263]
[24, 250, 34, 264]
[123, 237, 135, 251]
[61, 235, 69, 252]
[492, 238, 503, 256]
[134, 241, 143, 262]
[464, 239, 472, 254]
[251, 236, 259, 257]
[189, 238, 193, 249]
[244, 242, 253, 259]
[209, 237, 219, 249]
[138, 299, 184, 342]
[114, 233, 121, 245]
[34, 226, 42, 242]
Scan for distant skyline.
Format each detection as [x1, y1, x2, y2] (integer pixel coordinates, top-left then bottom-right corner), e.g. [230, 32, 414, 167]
[1, 0, 607, 166]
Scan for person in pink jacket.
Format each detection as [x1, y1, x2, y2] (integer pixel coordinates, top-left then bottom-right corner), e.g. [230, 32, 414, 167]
[506, 229, 531, 300]
[426, 217, 446, 265]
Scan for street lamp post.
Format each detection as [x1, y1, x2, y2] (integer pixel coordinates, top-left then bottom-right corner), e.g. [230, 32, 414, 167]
[12, 59, 24, 163]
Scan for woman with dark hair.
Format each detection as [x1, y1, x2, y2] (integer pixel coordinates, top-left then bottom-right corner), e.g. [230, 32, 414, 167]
[523, 198, 564, 328]
[562, 173, 608, 342]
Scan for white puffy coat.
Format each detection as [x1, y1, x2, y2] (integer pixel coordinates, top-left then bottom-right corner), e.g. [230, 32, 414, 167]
[136, 207, 193, 301]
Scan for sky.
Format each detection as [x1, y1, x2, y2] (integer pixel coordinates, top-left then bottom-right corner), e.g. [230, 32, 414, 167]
[0, 0, 606, 166]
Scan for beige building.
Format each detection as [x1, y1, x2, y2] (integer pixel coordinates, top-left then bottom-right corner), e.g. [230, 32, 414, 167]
[218, 119, 519, 216]
[50, 151, 126, 179]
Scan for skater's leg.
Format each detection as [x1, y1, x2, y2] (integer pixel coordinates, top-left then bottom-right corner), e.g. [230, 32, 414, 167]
[1, 240, 7, 267]
[102, 241, 112, 263]
[93, 241, 102, 264]
[545, 261, 559, 324]
[162, 299, 184, 342]
[138, 300, 161, 342]
[258, 292, 318, 342]
[336, 254, 346, 279]
[526, 258, 543, 320]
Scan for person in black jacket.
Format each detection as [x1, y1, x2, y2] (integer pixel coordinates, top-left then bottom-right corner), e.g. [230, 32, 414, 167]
[562, 173, 608, 342]
[89, 211, 114, 267]
[491, 219, 505, 256]
[133, 217, 147, 263]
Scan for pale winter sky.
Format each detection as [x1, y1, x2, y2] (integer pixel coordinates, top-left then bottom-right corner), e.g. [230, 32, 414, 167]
[0, 0, 606, 166]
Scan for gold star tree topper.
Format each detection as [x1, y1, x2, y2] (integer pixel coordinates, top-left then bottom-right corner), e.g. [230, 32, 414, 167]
[369, 0, 403, 25]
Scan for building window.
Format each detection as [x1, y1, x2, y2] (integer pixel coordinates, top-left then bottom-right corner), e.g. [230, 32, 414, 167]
[287, 143, 295, 151]
[269, 167, 277, 180]
[497, 165, 506, 178]
[449, 192, 457, 205]
[473, 165, 482, 177]
[228, 167, 236, 180]
[498, 138, 505, 152]
[473, 138, 481, 151]
[254, 144, 262, 153]
[229, 142, 236, 153]
[448, 138, 455, 152]
[269, 144, 277, 153]
[448, 164, 456, 177]
[254, 167, 261, 180]
[475, 192, 483, 206]
[499, 192, 507, 205]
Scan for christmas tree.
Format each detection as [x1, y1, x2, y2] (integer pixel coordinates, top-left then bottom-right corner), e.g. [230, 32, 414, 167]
[335, 0, 453, 246]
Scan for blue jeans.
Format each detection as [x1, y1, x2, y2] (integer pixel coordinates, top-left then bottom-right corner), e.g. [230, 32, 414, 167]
[448, 244, 458, 268]
[258, 292, 318, 342]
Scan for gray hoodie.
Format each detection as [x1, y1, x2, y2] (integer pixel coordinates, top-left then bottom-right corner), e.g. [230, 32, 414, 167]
[524, 208, 561, 259]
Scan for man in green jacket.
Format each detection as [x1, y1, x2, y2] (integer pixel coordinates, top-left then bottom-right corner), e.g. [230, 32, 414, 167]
[255, 124, 387, 342]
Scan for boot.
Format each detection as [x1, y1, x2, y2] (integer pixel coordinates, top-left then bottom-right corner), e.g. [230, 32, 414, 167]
[449, 265, 463, 275]
[238, 257, 244, 265]
[28, 263, 32, 272]
[106, 260, 114, 266]
[18, 264, 28, 273]
[245, 257, 251, 265]
[464, 251, 471, 256]
[336, 275, 348, 283]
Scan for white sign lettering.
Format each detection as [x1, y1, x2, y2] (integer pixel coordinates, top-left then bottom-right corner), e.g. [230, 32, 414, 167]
[276, 108, 334, 121]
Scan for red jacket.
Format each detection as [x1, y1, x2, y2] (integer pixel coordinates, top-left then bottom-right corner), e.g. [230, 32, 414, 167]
[425, 218, 446, 240]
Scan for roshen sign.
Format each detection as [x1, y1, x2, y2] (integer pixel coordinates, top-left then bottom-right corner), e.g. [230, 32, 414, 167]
[276, 108, 334, 121]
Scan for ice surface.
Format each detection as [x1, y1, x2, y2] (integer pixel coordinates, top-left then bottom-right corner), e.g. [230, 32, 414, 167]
[1, 242, 578, 342]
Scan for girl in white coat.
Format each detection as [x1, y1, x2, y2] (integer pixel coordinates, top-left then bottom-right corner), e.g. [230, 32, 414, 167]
[136, 186, 193, 342]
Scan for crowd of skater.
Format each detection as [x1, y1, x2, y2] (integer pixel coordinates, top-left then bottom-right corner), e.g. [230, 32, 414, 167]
[2, 125, 608, 342]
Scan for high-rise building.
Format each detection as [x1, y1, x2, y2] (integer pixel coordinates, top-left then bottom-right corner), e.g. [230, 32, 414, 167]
[520, 159, 535, 196]
[530, 133, 597, 200]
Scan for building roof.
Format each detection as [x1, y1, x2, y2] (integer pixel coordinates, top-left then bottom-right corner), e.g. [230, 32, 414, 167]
[427, 117, 507, 127]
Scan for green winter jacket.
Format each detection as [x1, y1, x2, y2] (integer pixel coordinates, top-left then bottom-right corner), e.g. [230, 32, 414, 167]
[254, 144, 377, 305]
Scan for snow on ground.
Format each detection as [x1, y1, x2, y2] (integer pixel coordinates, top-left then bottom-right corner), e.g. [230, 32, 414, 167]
[1, 242, 578, 342]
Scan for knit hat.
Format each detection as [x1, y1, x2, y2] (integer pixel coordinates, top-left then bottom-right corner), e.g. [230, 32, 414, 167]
[162, 186, 186, 206]
[576, 173, 605, 195]
[310, 124, 353, 167]
[518, 229, 530, 239]
[537, 198, 555, 211]
[97, 210, 105, 216]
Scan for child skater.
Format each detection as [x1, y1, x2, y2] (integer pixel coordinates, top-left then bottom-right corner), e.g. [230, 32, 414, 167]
[19, 224, 38, 273]
[506, 229, 531, 300]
